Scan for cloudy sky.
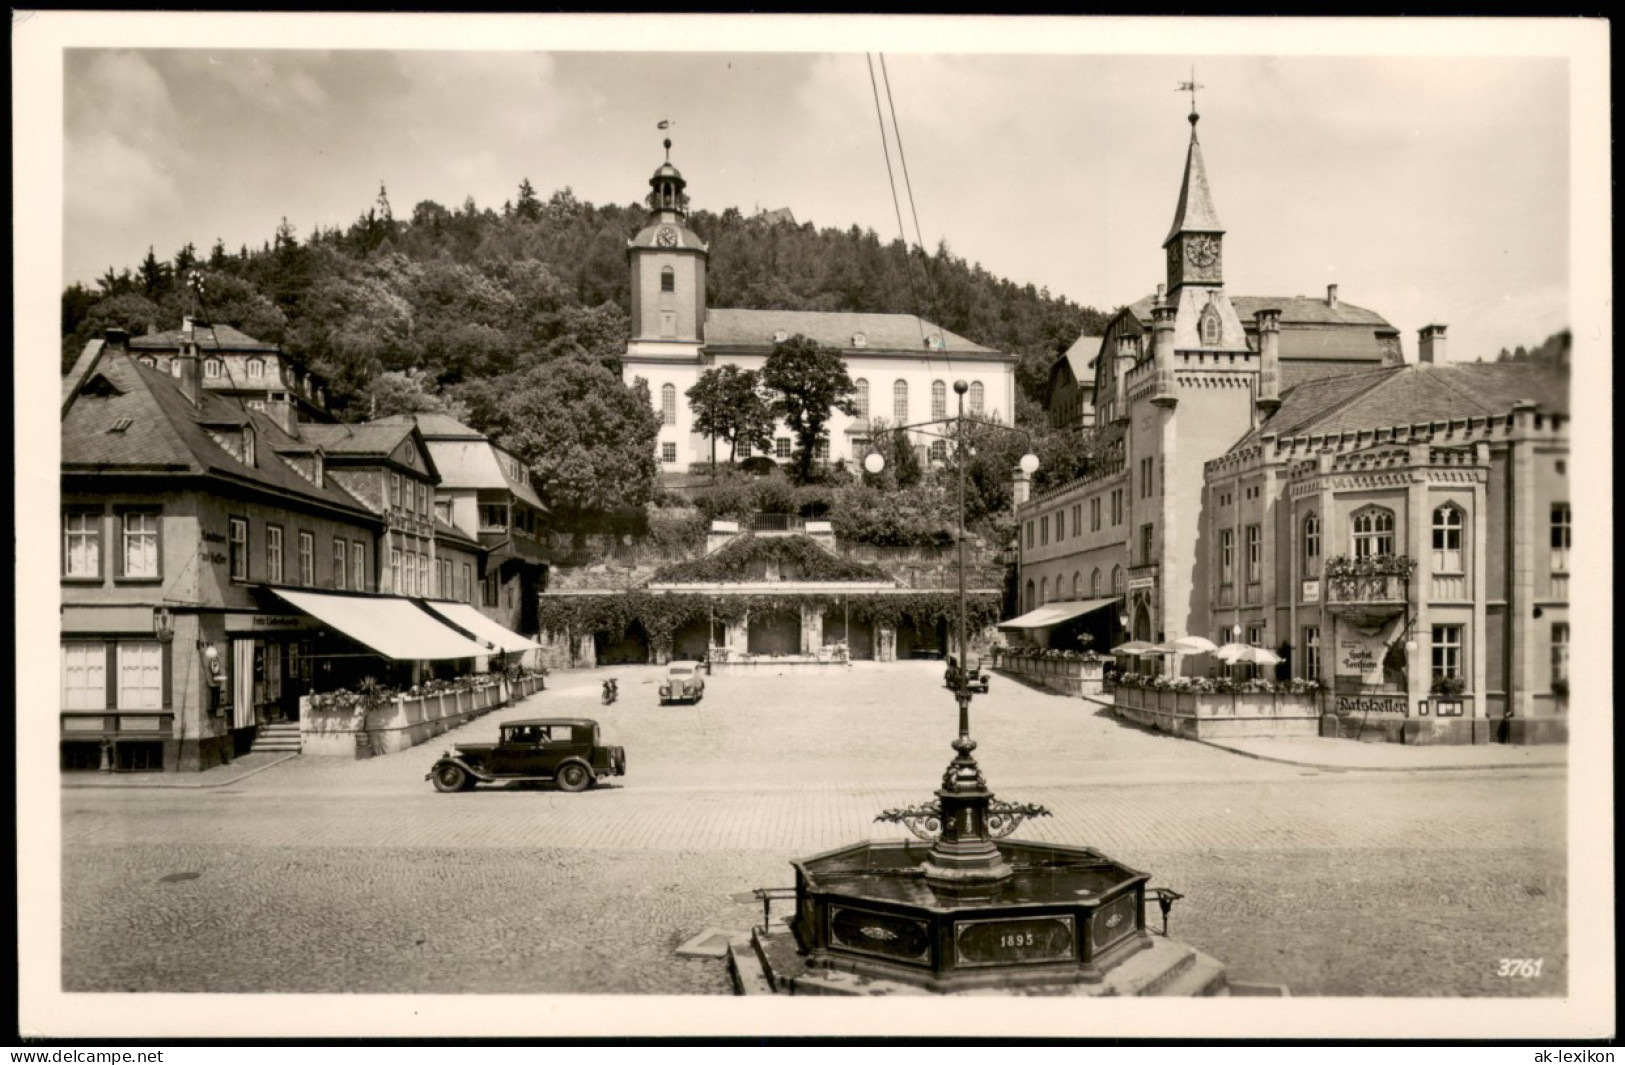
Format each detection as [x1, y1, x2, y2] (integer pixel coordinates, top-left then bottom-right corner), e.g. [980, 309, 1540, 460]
[43, 16, 1596, 364]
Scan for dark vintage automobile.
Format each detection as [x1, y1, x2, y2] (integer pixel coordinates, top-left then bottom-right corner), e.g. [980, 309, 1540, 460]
[944, 653, 991, 694]
[426, 717, 625, 793]
[658, 660, 706, 705]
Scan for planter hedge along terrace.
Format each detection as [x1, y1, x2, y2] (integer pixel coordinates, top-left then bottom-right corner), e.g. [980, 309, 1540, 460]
[301, 670, 545, 758]
[1109, 676, 1325, 740]
[991, 647, 1107, 698]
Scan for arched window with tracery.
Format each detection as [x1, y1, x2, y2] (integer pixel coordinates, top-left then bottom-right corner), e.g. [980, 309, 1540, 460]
[1091, 568, 1102, 597]
[1040, 577, 1049, 605]
[1351, 506, 1395, 560]
[1072, 572, 1081, 598]
[1112, 565, 1124, 595]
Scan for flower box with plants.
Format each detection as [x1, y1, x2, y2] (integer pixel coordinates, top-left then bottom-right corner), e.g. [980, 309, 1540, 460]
[1323, 554, 1417, 602]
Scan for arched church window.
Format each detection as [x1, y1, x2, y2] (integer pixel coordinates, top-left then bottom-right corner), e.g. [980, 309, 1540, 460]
[969, 381, 984, 414]
[660, 266, 674, 293]
[854, 379, 869, 419]
[660, 383, 676, 426]
[1024, 579, 1035, 613]
[1091, 568, 1102, 597]
[893, 380, 908, 423]
[1112, 565, 1125, 595]
[1040, 577, 1049, 605]
[1072, 572, 1081, 598]
[931, 380, 947, 420]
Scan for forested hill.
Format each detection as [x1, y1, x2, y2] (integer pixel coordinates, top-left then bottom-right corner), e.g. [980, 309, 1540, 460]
[61, 182, 1108, 420]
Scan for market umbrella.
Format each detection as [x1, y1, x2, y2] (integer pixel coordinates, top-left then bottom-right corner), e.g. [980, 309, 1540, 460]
[1214, 642, 1254, 663]
[1223, 644, 1283, 666]
[1110, 640, 1157, 655]
[1141, 644, 1181, 656]
[1169, 635, 1219, 655]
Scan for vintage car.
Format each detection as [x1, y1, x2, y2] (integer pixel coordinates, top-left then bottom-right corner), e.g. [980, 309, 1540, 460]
[658, 660, 706, 705]
[426, 717, 625, 793]
[944, 653, 991, 694]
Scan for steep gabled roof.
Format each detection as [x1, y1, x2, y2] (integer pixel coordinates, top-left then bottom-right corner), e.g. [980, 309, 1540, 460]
[373, 412, 487, 439]
[61, 354, 376, 518]
[704, 308, 1002, 357]
[1233, 361, 1569, 450]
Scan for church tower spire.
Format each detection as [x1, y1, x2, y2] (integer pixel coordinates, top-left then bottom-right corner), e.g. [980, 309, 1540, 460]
[1163, 104, 1225, 298]
[627, 136, 708, 351]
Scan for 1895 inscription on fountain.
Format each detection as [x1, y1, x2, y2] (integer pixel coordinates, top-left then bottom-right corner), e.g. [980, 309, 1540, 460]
[954, 915, 1075, 967]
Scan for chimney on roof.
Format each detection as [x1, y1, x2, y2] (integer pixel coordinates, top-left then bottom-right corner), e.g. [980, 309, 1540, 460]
[265, 396, 299, 436]
[1155, 282, 1167, 307]
[1418, 323, 1448, 365]
[176, 318, 203, 408]
[104, 328, 129, 354]
[1326, 284, 1339, 309]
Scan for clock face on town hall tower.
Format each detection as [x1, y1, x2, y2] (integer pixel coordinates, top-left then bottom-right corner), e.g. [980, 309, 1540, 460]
[656, 225, 679, 248]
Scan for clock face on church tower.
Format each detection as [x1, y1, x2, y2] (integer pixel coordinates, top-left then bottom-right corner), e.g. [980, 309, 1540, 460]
[656, 225, 679, 248]
[1186, 234, 1220, 270]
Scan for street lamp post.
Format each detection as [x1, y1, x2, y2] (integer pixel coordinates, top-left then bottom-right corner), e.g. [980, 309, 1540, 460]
[864, 380, 1040, 886]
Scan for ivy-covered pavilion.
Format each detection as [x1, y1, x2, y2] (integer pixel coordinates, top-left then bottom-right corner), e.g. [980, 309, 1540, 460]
[536, 530, 1004, 666]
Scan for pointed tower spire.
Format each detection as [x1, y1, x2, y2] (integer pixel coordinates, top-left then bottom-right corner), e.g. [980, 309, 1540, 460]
[1165, 111, 1224, 244]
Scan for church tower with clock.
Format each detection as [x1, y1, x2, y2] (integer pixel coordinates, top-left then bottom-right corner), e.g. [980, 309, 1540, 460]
[626, 139, 709, 359]
[1161, 108, 1249, 357]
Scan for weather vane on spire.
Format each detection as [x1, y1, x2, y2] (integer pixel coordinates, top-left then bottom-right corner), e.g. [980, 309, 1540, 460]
[658, 118, 674, 161]
[1177, 67, 1205, 122]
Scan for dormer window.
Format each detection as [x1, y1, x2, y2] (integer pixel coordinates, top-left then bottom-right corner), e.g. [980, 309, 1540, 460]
[313, 451, 324, 489]
[1199, 305, 1223, 346]
[137, 356, 156, 369]
[247, 358, 264, 379]
[171, 361, 184, 378]
[242, 427, 256, 467]
[204, 358, 223, 379]
[773, 331, 789, 344]
[852, 333, 867, 348]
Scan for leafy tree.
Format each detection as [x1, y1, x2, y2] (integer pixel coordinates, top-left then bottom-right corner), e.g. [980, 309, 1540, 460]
[686, 365, 775, 464]
[862, 418, 923, 490]
[471, 356, 659, 518]
[760, 334, 858, 484]
[363, 369, 470, 421]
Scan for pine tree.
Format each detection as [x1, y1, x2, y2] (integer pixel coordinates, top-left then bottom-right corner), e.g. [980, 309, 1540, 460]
[515, 178, 541, 222]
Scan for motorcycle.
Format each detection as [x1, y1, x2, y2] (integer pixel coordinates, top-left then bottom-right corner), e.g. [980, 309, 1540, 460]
[601, 678, 619, 705]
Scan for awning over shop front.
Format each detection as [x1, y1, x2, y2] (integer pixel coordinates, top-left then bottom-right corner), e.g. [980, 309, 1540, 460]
[420, 601, 540, 654]
[270, 589, 490, 660]
[997, 598, 1120, 630]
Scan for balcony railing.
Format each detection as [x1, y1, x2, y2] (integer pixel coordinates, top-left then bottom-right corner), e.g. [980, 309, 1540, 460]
[1324, 555, 1415, 605]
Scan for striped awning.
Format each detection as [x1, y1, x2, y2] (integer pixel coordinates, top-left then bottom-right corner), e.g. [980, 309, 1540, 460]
[997, 598, 1119, 630]
[419, 601, 540, 654]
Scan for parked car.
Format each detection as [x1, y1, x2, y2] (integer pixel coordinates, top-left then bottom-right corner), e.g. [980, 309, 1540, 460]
[659, 660, 706, 705]
[426, 718, 625, 793]
[944, 653, 991, 694]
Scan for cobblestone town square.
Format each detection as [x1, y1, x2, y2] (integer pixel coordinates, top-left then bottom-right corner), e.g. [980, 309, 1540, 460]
[62, 662, 1567, 997]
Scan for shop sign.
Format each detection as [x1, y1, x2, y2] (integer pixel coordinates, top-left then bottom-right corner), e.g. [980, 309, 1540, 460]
[1334, 696, 1408, 716]
[1334, 616, 1394, 684]
[224, 613, 315, 633]
[1127, 576, 1155, 591]
[1301, 579, 1320, 603]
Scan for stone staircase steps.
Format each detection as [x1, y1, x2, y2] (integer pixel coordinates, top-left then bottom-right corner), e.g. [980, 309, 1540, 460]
[250, 722, 303, 755]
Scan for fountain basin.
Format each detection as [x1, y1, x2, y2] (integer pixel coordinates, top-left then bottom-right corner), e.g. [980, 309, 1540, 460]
[789, 837, 1153, 992]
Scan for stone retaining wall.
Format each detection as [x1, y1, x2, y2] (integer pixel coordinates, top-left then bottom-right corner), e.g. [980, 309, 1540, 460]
[1111, 688, 1322, 740]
